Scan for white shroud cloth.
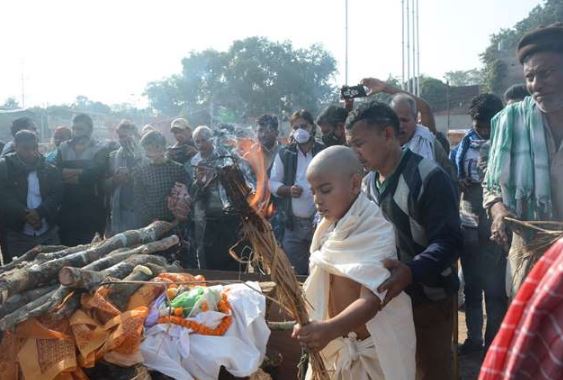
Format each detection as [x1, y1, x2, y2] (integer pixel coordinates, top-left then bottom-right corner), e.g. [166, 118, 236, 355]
[304, 192, 416, 380]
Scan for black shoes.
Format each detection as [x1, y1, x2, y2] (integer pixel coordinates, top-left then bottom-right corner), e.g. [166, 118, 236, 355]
[458, 338, 484, 355]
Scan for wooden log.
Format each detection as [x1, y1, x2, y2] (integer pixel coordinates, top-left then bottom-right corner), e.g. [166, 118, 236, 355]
[51, 291, 82, 320]
[107, 265, 156, 311]
[0, 221, 175, 303]
[82, 235, 179, 272]
[0, 288, 58, 330]
[34, 243, 92, 263]
[0, 245, 68, 273]
[59, 255, 168, 291]
[0, 285, 58, 318]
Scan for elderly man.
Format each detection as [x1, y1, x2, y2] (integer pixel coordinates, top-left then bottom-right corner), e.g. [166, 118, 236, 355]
[56, 113, 109, 245]
[485, 23, 563, 297]
[190, 126, 241, 271]
[347, 101, 461, 380]
[362, 78, 452, 161]
[0, 131, 63, 262]
[105, 120, 145, 235]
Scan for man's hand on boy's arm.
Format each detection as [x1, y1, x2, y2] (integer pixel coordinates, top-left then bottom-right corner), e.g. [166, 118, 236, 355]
[377, 259, 412, 306]
[292, 287, 381, 352]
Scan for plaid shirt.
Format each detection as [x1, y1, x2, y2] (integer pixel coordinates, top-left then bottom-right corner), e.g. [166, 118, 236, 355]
[479, 238, 563, 380]
[133, 160, 189, 226]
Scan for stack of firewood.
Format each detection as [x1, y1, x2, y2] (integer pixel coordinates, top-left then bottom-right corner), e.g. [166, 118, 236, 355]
[0, 221, 182, 331]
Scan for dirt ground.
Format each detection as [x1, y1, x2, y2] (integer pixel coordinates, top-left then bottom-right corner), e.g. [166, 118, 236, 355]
[458, 310, 484, 380]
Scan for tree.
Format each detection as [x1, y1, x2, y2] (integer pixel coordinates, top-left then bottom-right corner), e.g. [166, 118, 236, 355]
[420, 76, 449, 111]
[444, 69, 483, 87]
[72, 96, 112, 115]
[0, 98, 20, 110]
[481, 0, 563, 93]
[145, 37, 338, 122]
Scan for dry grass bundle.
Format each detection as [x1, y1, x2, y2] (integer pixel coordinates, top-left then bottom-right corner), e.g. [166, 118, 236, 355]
[220, 165, 329, 380]
[505, 217, 563, 276]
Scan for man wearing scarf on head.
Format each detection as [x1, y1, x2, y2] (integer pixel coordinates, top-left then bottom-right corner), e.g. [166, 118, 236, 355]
[484, 22, 563, 297]
[0, 131, 63, 262]
[105, 120, 145, 236]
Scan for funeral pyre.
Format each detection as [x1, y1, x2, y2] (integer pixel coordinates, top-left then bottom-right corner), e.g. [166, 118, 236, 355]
[0, 221, 271, 380]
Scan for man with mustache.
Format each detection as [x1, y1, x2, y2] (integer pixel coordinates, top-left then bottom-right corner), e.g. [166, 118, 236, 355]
[56, 113, 109, 245]
[484, 23, 563, 296]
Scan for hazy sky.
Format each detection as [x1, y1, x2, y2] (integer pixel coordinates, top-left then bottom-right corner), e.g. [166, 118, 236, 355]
[0, 0, 542, 108]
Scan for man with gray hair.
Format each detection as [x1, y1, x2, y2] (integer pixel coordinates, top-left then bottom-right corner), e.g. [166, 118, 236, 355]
[362, 78, 455, 180]
[485, 23, 563, 296]
[105, 120, 145, 236]
[190, 125, 241, 271]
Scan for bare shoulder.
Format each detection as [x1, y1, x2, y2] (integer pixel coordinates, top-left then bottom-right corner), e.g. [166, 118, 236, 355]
[329, 274, 362, 313]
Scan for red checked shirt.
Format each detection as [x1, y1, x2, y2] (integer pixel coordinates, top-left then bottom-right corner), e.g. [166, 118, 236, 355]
[479, 238, 563, 380]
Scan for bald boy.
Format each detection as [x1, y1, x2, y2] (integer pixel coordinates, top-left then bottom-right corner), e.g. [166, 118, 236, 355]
[292, 146, 416, 380]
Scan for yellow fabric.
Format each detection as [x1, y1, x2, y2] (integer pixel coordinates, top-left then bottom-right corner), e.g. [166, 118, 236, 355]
[70, 287, 149, 368]
[13, 317, 83, 380]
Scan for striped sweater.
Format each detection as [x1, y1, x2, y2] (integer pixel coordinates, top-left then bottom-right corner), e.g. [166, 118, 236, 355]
[363, 149, 462, 304]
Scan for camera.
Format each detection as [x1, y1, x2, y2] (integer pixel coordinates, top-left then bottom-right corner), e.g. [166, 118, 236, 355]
[340, 85, 368, 99]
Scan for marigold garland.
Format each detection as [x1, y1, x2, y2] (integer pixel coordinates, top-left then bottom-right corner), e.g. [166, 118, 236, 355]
[158, 293, 233, 336]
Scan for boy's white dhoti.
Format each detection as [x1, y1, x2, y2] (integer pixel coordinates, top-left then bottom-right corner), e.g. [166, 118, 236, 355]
[304, 192, 416, 380]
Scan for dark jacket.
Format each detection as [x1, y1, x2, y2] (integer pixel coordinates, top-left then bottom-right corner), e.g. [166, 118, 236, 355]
[0, 153, 63, 232]
[56, 139, 109, 234]
[277, 141, 325, 230]
[363, 149, 462, 305]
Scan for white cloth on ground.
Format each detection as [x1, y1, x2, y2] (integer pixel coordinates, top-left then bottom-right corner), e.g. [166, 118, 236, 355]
[304, 192, 416, 380]
[403, 124, 435, 161]
[141, 282, 270, 380]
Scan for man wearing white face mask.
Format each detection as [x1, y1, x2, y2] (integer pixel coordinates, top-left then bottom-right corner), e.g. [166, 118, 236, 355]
[269, 110, 326, 275]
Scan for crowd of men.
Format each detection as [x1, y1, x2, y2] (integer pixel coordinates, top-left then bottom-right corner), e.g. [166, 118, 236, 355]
[0, 22, 561, 380]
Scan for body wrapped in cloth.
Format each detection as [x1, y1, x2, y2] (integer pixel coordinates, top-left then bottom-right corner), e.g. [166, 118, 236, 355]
[304, 192, 416, 380]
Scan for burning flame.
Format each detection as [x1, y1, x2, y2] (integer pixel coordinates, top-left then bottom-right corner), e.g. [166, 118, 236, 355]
[239, 138, 276, 219]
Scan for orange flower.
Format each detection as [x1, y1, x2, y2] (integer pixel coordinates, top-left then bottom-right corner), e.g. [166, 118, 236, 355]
[158, 294, 233, 336]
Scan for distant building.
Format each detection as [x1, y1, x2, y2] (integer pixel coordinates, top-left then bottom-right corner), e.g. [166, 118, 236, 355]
[433, 85, 480, 135]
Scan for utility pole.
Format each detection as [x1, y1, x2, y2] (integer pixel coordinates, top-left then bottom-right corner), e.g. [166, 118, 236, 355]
[345, 0, 349, 85]
[401, 0, 405, 90]
[411, 0, 416, 95]
[406, 0, 411, 93]
[416, 0, 421, 96]
[20, 60, 25, 108]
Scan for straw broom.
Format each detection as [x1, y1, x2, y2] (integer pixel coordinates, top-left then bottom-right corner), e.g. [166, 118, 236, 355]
[219, 164, 329, 380]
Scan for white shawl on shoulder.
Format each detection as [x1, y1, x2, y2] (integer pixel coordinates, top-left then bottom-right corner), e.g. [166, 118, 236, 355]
[304, 192, 416, 380]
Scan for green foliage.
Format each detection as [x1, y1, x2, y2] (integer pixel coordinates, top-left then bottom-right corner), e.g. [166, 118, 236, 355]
[444, 69, 483, 86]
[72, 96, 112, 115]
[420, 76, 449, 111]
[145, 37, 338, 122]
[0, 97, 20, 110]
[481, 0, 563, 92]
